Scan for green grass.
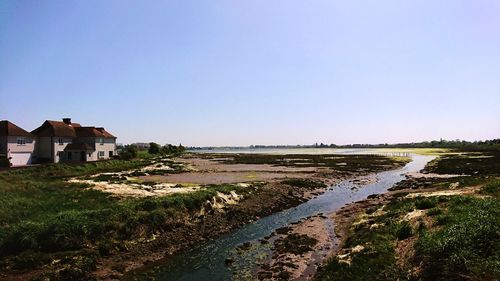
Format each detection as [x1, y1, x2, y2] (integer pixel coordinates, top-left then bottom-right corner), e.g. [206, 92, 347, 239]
[0, 159, 253, 276]
[415, 196, 500, 280]
[316, 190, 500, 281]
[315, 223, 398, 281]
[315, 196, 416, 281]
[395, 221, 413, 240]
[480, 178, 500, 197]
[317, 152, 500, 281]
[414, 197, 438, 210]
[427, 207, 443, 216]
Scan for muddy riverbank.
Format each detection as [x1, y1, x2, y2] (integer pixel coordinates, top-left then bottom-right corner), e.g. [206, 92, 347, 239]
[0, 153, 408, 281]
[122, 155, 421, 281]
[104, 154, 408, 280]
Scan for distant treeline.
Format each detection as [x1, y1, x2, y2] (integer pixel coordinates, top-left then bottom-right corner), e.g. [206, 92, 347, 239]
[188, 139, 500, 152]
[117, 143, 185, 159]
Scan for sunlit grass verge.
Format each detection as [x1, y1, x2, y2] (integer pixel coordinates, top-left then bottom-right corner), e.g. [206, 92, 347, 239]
[315, 190, 500, 281]
[415, 196, 500, 280]
[0, 161, 254, 277]
[480, 178, 500, 197]
[0, 183, 250, 257]
[314, 198, 418, 281]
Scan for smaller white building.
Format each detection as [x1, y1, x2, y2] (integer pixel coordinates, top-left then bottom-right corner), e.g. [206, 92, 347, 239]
[0, 120, 37, 166]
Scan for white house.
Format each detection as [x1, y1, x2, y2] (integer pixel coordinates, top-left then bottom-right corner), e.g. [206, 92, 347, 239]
[0, 120, 37, 166]
[0, 118, 117, 166]
[31, 118, 117, 163]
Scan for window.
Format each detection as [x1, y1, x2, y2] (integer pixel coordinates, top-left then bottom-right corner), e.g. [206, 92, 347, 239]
[58, 138, 64, 145]
[99, 138, 104, 145]
[109, 151, 113, 157]
[17, 137, 26, 145]
[98, 151, 105, 158]
[67, 152, 72, 160]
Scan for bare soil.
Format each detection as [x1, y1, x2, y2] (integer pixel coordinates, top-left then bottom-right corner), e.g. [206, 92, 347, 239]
[140, 157, 323, 185]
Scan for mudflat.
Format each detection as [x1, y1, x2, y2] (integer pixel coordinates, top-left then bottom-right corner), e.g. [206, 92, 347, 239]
[0, 152, 408, 281]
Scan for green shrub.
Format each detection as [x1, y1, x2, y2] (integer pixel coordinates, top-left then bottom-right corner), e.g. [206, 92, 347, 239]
[435, 214, 451, 226]
[417, 219, 427, 234]
[119, 145, 138, 160]
[0, 156, 10, 167]
[427, 207, 443, 216]
[415, 197, 438, 210]
[143, 209, 167, 230]
[395, 221, 413, 240]
[480, 179, 500, 197]
[11, 250, 48, 270]
[148, 142, 161, 154]
[137, 199, 160, 211]
[160, 144, 186, 156]
[315, 234, 395, 281]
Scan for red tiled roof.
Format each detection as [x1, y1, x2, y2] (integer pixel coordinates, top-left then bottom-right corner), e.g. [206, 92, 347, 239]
[0, 120, 34, 137]
[64, 143, 95, 151]
[75, 127, 116, 138]
[31, 119, 116, 138]
[31, 120, 77, 137]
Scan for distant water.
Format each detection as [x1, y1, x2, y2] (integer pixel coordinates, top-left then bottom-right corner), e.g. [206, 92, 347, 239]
[190, 147, 408, 155]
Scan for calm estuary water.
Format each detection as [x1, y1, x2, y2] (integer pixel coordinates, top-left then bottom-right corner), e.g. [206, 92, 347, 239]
[191, 147, 405, 155]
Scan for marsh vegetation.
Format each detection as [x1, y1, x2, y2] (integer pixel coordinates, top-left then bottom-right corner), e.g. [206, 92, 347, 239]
[0, 151, 407, 280]
[315, 151, 500, 281]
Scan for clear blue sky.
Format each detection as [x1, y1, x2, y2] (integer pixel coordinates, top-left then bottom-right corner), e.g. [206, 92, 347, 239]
[1, 1, 499, 146]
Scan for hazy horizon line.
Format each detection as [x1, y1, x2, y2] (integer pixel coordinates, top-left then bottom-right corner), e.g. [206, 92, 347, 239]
[121, 138, 499, 148]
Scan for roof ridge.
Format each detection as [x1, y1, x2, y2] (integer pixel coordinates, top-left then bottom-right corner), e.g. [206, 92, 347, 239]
[0, 120, 33, 137]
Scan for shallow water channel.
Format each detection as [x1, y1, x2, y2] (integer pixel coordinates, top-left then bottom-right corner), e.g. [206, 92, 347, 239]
[140, 154, 434, 281]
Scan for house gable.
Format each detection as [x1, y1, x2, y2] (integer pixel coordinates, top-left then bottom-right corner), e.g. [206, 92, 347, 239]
[31, 120, 78, 137]
[0, 120, 33, 137]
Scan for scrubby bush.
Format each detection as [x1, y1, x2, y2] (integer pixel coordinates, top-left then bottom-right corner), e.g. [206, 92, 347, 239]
[395, 221, 413, 240]
[427, 207, 443, 216]
[415, 197, 438, 210]
[160, 144, 186, 156]
[480, 179, 500, 197]
[0, 156, 10, 167]
[119, 145, 138, 160]
[434, 214, 451, 226]
[148, 142, 161, 154]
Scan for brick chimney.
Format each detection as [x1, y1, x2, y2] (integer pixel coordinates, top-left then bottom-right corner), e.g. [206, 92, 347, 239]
[63, 118, 72, 125]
